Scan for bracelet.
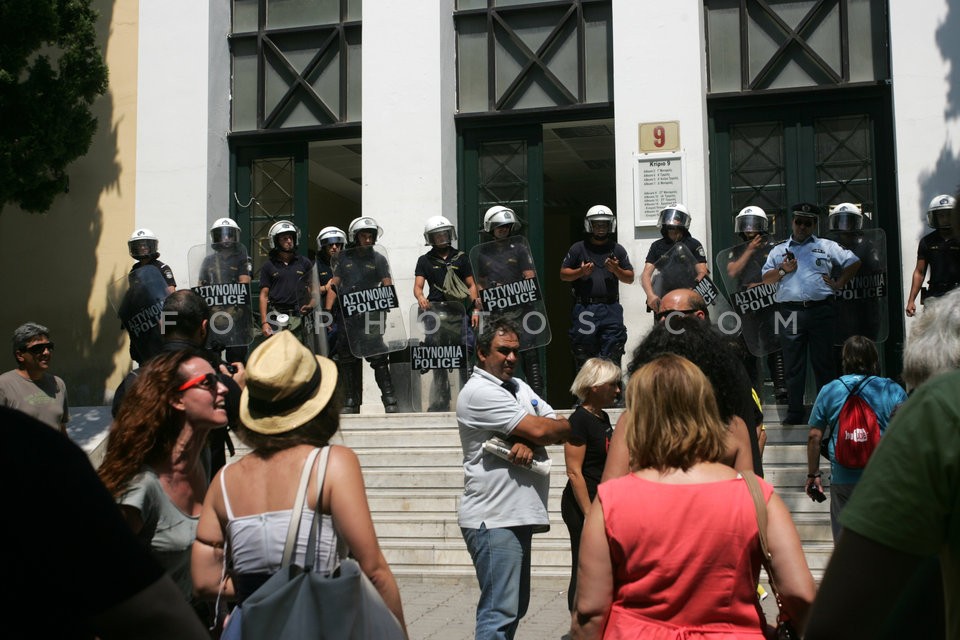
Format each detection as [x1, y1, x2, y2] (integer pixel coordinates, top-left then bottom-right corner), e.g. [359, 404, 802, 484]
[807, 472, 821, 478]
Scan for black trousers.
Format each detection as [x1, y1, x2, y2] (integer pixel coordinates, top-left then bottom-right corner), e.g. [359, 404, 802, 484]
[560, 484, 585, 612]
[777, 302, 837, 421]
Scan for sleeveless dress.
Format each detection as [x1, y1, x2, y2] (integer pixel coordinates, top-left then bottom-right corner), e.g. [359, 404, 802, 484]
[221, 450, 344, 601]
[598, 474, 775, 639]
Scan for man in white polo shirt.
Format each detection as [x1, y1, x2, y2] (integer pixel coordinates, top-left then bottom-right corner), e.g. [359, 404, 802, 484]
[456, 317, 571, 640]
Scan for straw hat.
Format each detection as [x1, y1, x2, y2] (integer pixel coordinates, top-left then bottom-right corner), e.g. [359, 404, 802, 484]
[240, 331, 338, 434]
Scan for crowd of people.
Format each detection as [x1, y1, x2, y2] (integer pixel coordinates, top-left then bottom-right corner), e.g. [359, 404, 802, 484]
[3, 192, 959, 639]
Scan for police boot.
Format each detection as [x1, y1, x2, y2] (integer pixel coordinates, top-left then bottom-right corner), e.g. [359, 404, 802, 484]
[768, 351, 788, 404]
[339, 359, 362, 414]
[428, 370, 451, 412]
[523, 353, 545, 398]
[372, 359, 399, 414]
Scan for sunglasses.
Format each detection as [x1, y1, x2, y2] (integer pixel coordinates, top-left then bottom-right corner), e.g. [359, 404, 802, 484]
[793, 218, 815, 228]
[655, 309, 696, 322]
[23, 342, 54, 356]
[178, 372, 220, 393]
[495, 346, 520, 357]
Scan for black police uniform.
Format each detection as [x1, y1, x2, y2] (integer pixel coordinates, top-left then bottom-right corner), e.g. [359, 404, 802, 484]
[918, 230, 960, 301]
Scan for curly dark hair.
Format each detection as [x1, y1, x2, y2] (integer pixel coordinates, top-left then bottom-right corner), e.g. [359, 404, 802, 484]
[99, 348, 209, 497]
[232, 393, 342, 456]
[628, 316, 752, 423]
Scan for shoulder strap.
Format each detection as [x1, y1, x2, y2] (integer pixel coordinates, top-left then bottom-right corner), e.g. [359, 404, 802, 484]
[281, 447, 322, 568]
[741, 471, 770, 560]
[219, 463, 237, 521]
[302, 446, 333, 569]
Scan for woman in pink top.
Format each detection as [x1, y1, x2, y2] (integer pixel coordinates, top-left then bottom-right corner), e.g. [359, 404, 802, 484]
[571, 355, 814, 639]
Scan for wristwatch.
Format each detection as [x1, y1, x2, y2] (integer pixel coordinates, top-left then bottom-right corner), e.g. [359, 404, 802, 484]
[778, 268, 787, 278]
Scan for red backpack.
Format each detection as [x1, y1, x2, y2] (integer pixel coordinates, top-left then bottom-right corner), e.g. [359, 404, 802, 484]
[827, 376, 881, 469]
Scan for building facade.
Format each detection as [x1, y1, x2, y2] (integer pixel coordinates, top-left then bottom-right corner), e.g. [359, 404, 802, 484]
[2, 0, 957, 408]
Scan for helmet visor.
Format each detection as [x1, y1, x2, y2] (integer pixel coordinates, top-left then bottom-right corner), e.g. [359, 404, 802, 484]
[928, 209, 953, 229]
[658, 209, 690, 229]
[211, 227, 239, 245]
[829, 212, 862, 232]
[129, 239, 158, 258]
[735, 214, 768, 234]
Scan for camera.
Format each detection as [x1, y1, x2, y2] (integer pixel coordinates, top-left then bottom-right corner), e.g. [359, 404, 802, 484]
[807, 483, 826, 503]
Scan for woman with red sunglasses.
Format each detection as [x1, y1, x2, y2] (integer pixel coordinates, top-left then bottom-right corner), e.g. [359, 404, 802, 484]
[99, 348, 229, 617]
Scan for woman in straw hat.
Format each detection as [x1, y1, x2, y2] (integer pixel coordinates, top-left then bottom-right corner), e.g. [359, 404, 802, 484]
[191, 331, 406, 632]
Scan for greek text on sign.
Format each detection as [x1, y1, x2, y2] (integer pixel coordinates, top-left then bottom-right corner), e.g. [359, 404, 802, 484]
[411, 344, 465, 370]
[341, 285, 400, 317]
[694, 276, 720, 306]
[127, 301, 164, 337]
[193, 283, 250, 307]
[733, 283, 778, 313]
[480, 279, 541, 311]
[836, 273, 887, 300]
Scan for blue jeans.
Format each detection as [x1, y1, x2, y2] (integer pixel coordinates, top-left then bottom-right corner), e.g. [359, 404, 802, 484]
[461, 524, 533, 640]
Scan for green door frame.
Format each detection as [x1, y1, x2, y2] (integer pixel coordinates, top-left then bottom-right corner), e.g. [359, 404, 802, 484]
[708, 85, 904, 376]
[457, 124, 545, 273]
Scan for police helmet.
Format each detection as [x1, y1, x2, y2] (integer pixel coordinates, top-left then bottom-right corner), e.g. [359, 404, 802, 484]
[423, 216, 457, 246]
[584, 204, 617, 235]
[828, 203, 864, 232]
[734, 206, 769, 235]
[316, 226, 347, 250]
[128, 228, 159, 259]
[482, 205, 521, 235]
[267, 220, 300, 250]
[657, 204, 692, 236]
[927, 194, 956, 229]
[210, 217, 241, 248]
[348, 217, 384, 244]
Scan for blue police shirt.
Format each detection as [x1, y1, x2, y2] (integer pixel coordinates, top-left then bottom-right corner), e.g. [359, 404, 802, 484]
[762, 235, 858, 303]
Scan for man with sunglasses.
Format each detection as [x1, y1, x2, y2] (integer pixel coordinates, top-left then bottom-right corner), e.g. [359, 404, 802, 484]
[761, 203, 861, 425]
[457, 318, 571, 640]
[0, 322, 68, 432]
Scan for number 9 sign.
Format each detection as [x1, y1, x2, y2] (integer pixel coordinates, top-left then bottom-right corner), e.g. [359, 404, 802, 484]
[639, 121, 680, 153]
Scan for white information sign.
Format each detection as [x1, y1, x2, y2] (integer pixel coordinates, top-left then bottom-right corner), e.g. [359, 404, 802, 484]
[633, 152, 685, 227]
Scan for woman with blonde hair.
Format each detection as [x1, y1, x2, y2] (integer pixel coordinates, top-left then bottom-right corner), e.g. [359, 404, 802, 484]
[572, 354, 814, 639]
[191, 331, 406, 634]
[99, 348, 230, 605]
[562, 357, 622, 611]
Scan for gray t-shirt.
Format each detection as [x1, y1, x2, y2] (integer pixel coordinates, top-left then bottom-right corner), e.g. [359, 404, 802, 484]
[118, 467, 199, 601]
[0, 370, 68, 431]
[456, 367, 556, 529]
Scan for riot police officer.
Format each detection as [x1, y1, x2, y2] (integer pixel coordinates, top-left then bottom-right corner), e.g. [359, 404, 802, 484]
[559, 205, 634, 376]
[724, 206, 787, 402]
[122, 228, 176, 364]
[332, 216, 400, 413]
[641, 204, 709, 312]
[199, 218, 253, 363]
[906, 194, 960, 316]
[129, 228, 177, 294]
[258, 220, 313, 338]
[314, 226, 346, 355]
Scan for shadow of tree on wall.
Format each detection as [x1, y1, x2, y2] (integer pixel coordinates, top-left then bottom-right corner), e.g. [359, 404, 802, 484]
[0, 1, 123, 406]
[919, 0, 960, 240]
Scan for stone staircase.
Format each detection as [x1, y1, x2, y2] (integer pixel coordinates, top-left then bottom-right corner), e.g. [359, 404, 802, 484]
[233, 405, 834, 581]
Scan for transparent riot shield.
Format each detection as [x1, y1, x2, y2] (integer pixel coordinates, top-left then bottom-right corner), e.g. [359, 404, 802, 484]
[336, 245, 407, 358]
[110, 266, 170, 364]
[187, 244, 253, 349]
[651, 242, 730, 325]
[298, 265, 332, 356]
[469, 236, 551, 351]
[826, 228, 889, 345]
[407, 301, 470, 413]
[714, 237, 782, 357]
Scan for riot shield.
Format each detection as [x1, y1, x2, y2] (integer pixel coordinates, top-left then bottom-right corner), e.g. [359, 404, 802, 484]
[187, 244, 253, 349]
[469, 236, 551, 350]
[336, 245, 407, 359]
[110, 266, 170, 364]
[826, 228, 889, 345]
[651, 242, 730, 325]
[408, 301, 470, 412]
[299, 265, 332, 356]
[714, 237, 782, 357]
